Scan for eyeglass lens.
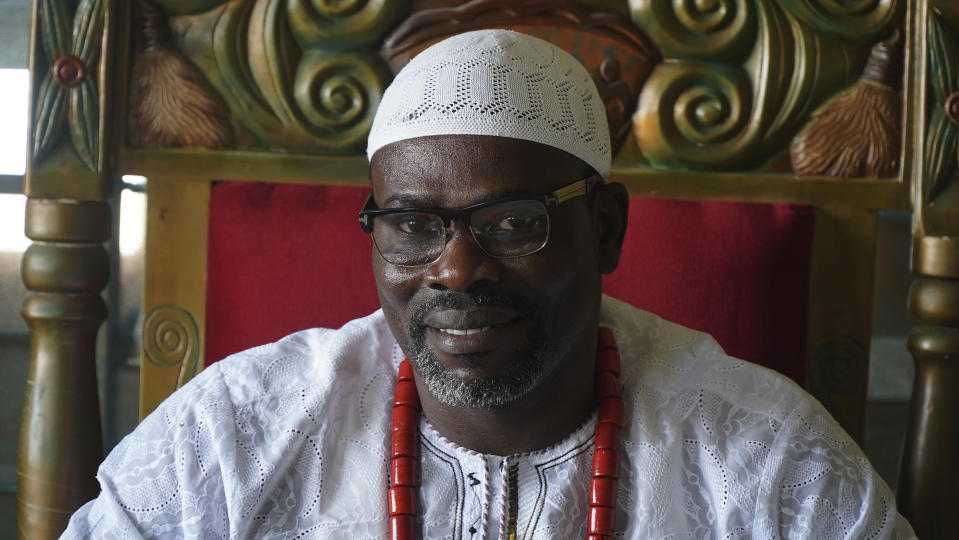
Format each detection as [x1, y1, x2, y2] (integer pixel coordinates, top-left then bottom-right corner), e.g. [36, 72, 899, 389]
[372, 200, 550, 266]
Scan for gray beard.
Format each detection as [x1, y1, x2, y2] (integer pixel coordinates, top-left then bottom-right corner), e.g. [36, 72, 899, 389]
[405, 292, 551, 408]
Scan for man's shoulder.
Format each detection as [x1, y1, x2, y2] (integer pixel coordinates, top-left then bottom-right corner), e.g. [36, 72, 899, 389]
[167, 309, 399, 414]
[601, 295, 809, 422]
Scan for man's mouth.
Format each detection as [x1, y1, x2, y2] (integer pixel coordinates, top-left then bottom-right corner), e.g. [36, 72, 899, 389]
[423, 308, 519, 332]
[437, 326, 492, 336]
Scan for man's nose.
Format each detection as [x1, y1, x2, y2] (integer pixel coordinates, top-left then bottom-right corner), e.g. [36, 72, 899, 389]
[423, 224, 501, 292]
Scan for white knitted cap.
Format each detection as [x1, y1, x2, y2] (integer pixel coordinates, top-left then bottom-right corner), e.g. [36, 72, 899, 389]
[367, 29, 612, 177]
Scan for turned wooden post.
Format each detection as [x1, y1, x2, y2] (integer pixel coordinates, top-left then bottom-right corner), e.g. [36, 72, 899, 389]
[897, 3, 959, 537]
[18, 0, 117, 536]
[19, 200, 109, 538]
[898, 238, 959, 537]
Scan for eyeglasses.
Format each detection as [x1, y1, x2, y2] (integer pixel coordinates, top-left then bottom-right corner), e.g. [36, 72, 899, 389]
[358, 174, 603, 267]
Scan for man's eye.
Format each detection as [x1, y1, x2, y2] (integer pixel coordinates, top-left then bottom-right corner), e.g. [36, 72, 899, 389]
[392, 214, 435, 234]
[491, 215, 544, 232]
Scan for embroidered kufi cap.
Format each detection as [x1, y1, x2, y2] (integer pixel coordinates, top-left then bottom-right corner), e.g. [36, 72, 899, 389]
[367, 29, 612, 178]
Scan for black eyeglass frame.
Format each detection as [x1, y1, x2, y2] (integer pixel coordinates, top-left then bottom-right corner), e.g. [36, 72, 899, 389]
[358, 173, 604, 265]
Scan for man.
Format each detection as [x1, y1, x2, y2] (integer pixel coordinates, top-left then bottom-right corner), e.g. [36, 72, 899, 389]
[63, 30, 914, 538]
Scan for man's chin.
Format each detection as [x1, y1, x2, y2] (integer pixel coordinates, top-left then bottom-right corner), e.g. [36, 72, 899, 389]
[409, 349, 544, 409]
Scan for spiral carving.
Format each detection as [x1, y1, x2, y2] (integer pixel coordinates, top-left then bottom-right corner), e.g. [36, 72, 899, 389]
[810, 337, 863, 394]
[629, 0, 755, 60]
[780, 0, 902, 43]
[805, 336, 865, 431]
[143, 305, 200, 387]
[294, 51, 386, 149]
[309, 0, 365, 18]
[287, 0, 407, 50]
[635, 62, 753, 169]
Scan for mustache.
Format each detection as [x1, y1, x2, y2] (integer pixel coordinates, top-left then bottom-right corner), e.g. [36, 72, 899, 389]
[407, 290, 538, 325]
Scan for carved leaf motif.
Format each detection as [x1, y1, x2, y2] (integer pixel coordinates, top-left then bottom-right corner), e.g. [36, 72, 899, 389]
[69, 78, 100, 170]
[39, 0, 71, 60]
[925, 109, 958, 203]
[33, 0, 105, 170]
[249, 0, 301, 127]
[925, 10, 959, 204]
[929, 10, 959, 105]
[72, 0, 104, 65]
[32, 74, 67, 161]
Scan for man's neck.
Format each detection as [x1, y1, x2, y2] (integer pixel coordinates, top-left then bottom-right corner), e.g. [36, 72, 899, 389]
[413, 340, 598, 456]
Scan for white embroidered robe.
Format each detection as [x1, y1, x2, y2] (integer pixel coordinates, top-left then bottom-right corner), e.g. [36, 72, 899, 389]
[61, 296, 916, 539]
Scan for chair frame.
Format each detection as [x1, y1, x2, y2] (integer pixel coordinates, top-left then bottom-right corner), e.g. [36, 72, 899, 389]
[17, 0, 958, 538]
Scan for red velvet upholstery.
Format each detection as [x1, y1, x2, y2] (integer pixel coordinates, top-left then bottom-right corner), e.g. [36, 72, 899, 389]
[207, 182, 813, 384]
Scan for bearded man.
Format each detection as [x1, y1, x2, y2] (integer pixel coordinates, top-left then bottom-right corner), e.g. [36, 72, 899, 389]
[62, 30, 915, 539]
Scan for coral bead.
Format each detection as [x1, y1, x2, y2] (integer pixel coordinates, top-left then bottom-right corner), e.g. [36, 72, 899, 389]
[588, 505, 616, 535]
[597, 327, 617, 350]
[389, 486, 416, 515]
[389, 515, 414, 540]
[591, 448, 619, 479]
[394, 380, 420, 408]
[392, 456, 417, 487]
[598, 396, 624, 427]
[590, 476, 617, 507]
[392, 405, 418, 432]
[595, 421, 619, 450]
[595, 371, 621, 399]
[596, 349, 621, 376]
[397, 360, 414, 381]
[391, 429, 418, 459]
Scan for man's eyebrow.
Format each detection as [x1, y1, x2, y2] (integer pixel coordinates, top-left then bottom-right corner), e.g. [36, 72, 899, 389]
[382, 188, 537, 208]
[382, 194, 434, 208]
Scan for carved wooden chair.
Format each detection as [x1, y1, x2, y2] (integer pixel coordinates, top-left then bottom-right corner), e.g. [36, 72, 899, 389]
[17, 0, 958, 538]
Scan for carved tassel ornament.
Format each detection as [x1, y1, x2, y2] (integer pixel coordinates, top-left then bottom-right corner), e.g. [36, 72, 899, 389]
[790, 31, 903, 179]
[128, 0, 232, 149]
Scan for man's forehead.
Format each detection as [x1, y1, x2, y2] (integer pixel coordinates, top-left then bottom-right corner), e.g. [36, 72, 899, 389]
[370, 135, 593, 203]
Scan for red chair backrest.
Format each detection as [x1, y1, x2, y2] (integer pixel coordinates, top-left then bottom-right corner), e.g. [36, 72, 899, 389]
[207, 182, 812, 384]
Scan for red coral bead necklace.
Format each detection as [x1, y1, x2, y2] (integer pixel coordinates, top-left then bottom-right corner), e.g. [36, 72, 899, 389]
[388, 327, 623, 539]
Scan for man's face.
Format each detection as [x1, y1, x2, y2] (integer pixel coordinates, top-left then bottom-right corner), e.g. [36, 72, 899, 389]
[370, 135, 605, 409]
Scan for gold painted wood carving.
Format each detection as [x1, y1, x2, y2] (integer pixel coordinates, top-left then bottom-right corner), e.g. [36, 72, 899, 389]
[128, 0, 410, 152]
[790, 32, 902, 178]
[19, 199, 110, 538]
[922, 9, 959, 209]
[898, 5, 959, 537]
[144, 305, 201, 390]
[129, 0, 233, 149]
[380, 0, 661, 153]
[33, 0, 105, 169]
[630, 0, 904, 171]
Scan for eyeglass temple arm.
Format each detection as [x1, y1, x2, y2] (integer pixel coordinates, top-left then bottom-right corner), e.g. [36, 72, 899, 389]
[550, 175, 604, 205]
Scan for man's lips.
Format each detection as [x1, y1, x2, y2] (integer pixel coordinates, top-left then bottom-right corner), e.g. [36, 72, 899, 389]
[421, 308, 525, 356]
[423, 308, 520, 331]
[437, 327, 492, 336]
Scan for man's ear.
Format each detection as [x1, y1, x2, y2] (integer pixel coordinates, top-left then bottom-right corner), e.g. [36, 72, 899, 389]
[593, 181, 629, 274]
